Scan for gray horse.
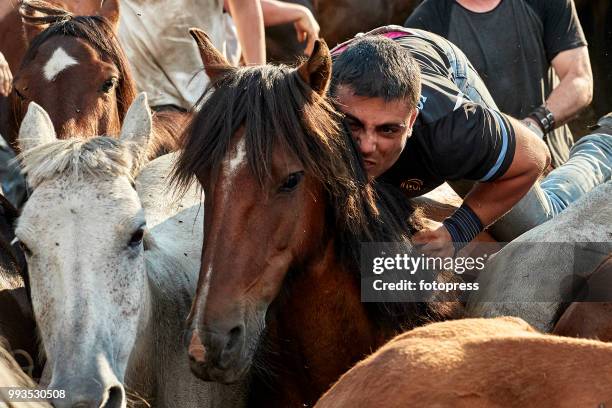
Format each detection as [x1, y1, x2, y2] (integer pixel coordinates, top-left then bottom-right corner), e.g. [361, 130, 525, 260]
[15, 94, 246, 407]
[467, 182, 612, 332]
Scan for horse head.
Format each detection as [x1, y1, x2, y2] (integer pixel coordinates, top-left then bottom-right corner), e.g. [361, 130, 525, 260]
[8, 0, 135, 148]
[174, 30, 412, 384]
[15, 92, 151, 408]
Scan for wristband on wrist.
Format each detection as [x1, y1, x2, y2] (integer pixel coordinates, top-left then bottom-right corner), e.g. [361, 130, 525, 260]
[442, 204, 484, 251]
[529, 105, 555, 134]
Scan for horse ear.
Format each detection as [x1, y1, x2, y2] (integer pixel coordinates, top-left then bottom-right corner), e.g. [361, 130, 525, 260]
[98, 0, 120, 31]
[297, 40, 331, 96]
[19, 1, 50, 43]
[18, 102, 57, 152]
[120, 92, 152, 151]
[189, 28, 232, 84]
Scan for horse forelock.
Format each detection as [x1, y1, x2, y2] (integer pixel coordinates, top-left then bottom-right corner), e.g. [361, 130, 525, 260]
[18, 137, 135, 188]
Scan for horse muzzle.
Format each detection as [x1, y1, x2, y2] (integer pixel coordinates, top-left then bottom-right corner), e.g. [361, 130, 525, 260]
[48, 375, 125, 408]
[187, 324, 249, 384]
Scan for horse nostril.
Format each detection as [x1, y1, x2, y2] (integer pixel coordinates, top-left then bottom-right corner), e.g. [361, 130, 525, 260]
[102, 385, 124, 408]
[225, 325, 243, 354]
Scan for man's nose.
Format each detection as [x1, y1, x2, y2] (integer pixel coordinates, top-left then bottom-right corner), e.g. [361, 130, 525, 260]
[359, 131, 377, 155]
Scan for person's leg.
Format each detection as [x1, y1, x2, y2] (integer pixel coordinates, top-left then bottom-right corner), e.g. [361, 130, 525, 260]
[0, 137, 26, 207]
[539, 133, 611, 214]
[490, 122, 612, 241]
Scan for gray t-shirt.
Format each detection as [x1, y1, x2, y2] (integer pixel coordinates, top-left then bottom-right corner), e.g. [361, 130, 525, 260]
[405, 0, 588, 167]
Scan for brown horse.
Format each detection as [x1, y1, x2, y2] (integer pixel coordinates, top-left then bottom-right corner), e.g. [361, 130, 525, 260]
[553, 255, 612, 342]
[173, 30, 462, 407]
[0, 194, 40, 379]
[2, 0, 187, 158]
[315, 317, 612, 408]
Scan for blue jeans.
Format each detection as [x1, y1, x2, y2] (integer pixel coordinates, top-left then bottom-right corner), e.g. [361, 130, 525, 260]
[0, 137, 26, 207]
[441, 33, 612, 241]
[491, 134, 612, 241]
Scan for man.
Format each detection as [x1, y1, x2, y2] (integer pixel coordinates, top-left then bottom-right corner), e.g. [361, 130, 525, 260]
[0, 52, 11, 97]
[0, 51, 24, 206]
[118, 0, 266, 110]
[405, 0, 593, 168]
[330, 27, 611, 253]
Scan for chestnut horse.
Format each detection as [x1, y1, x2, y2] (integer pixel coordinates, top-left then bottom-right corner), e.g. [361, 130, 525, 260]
[173, 31, 462, 407]
[315, 317, 612, 408]
[553, 255, 612, 342]
[2, 0, 187, 158]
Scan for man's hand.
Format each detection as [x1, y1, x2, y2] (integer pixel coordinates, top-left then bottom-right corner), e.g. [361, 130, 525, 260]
[412, 221, 455, 258]
[293, 8, 320, 56]
[259, 0, 320, 56]
[0, 52, 12, 97]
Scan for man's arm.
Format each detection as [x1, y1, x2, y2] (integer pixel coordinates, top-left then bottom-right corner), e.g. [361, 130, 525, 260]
[0, 52, 12, 97]
[463, 117, 550, 226]
[260, 0, 320, 56]
[225, 0, 266, 64]
[413, 116, 550, 255]
[542, 46, 593, 126]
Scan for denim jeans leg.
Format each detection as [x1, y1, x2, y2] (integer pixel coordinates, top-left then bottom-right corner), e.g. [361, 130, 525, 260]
[540, 133, 612, 214]
[489, 133, 612, 241]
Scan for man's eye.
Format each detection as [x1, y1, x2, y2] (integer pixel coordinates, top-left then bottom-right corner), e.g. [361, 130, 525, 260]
[380, 126, 398, 135]
[348, 122, 362, 132]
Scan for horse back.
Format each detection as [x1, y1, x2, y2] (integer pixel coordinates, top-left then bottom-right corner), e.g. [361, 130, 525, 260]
[315, 317, 612, 408]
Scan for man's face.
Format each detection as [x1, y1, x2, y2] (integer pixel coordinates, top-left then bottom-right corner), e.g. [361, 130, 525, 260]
[335, 85, 418, 179]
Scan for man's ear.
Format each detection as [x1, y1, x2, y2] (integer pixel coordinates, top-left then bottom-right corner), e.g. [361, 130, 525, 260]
[297, 40, 332, 96]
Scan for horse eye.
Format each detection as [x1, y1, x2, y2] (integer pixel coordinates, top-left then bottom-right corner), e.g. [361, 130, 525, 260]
[101, 77, 118, 93]
[18, 241, 32, 257]
[128, 228, 145, 248]
[14, 88, 26, 101]
[278, 171, 304, 193]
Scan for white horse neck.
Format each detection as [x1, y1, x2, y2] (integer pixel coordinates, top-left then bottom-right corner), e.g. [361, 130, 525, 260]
[127, 152, 207, 402]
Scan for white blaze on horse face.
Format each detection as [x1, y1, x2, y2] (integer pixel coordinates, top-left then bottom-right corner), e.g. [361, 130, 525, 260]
[16, 175, 145, 383]
[228, 137, 246, 176]
[43, 47, 78, 81]
[220, 137, 246, 203]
